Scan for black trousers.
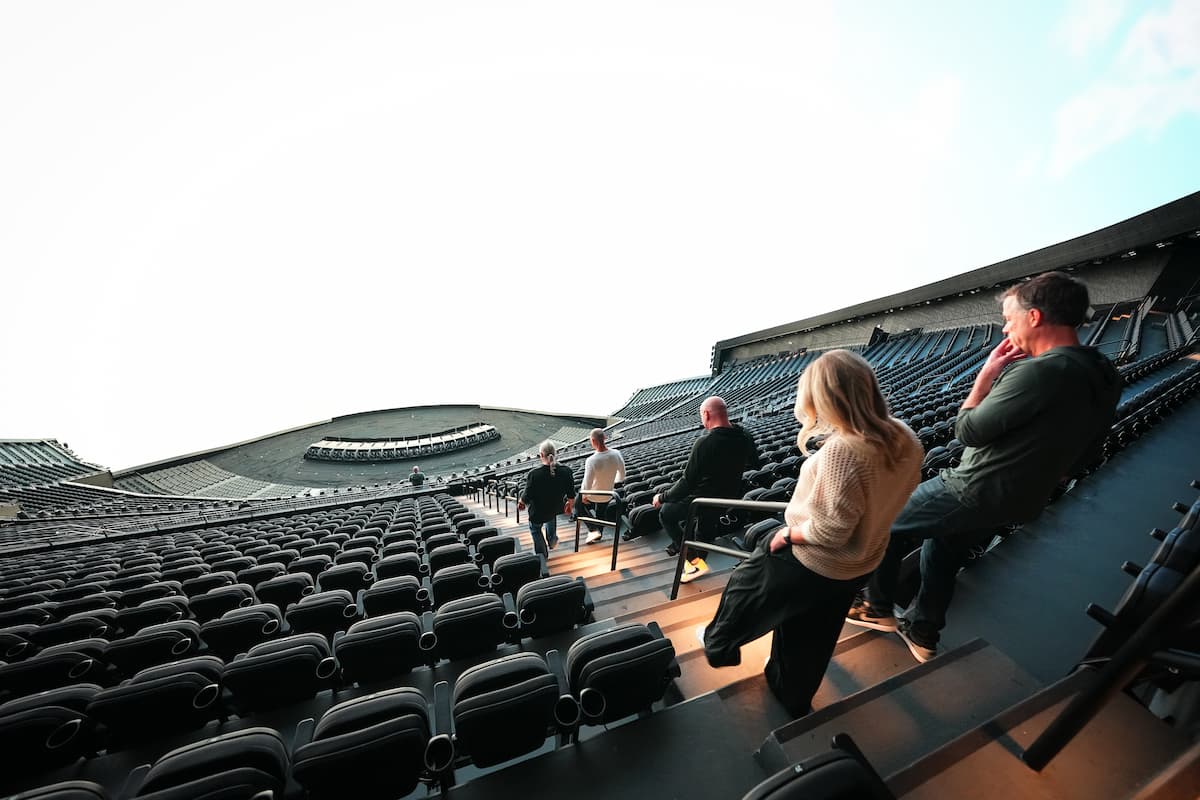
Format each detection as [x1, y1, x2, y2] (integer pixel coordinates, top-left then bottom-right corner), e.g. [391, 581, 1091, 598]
[702, 539, 865, 717]
[576, 497, 614, 533]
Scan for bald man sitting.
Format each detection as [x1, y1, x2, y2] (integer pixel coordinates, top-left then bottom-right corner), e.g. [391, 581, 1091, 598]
[654, 397, 761, 582]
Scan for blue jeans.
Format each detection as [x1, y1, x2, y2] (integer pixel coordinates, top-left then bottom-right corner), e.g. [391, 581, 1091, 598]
[528, 518, 558, 558]
[864, 475, 1003, 644]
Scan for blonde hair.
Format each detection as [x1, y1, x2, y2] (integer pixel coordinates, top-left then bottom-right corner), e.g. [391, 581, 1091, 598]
[794, 350, 909, 467]
[538, 440, 559, 475]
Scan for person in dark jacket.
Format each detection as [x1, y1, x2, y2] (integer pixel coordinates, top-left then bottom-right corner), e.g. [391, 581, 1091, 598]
[847, 271, 1122, 662]
[518, 440, 575, 559]
[409, 466, 425, 487]
[653, 396, 761, 582]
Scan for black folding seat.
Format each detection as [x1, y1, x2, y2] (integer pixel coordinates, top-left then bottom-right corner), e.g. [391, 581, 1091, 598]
[223, 634, 338, 713]
[292, 687, 449, 800]
[449, 652, 564, 768]
[465, 525, 499, 549]
[236, 562, 284, 589]
[476, 535, 517, 569]
[361, 575, 427, 617]
[208, 556, 256, 576]
[0, 591, 49, 615]
[0, 647, 104, 701]
[515, 576, 594, 638]
[86, 658, 223, 749]
[131, 727, 289, 800]
[30, 612, 112, 647]
[335, 612, 429, 685]
[200, 604, 282, 660]
[758, 485, 792, 503]
[741, 733, 896, 800]
[375, 552, 425, 581]
[289, 554, 333, 582]
[241, 544, 277, 560]
[456, 518, 487, 540]
[300, 542, 340, 560]
[255, 571, 314, 612]
[184, 584, 251, 624]
[284, 589, 361, 639]
[432, 593, 512, 663]
[423, 532, 461, 554]
[421, 522, 452, 539]
[104, 620, 201, 678]
[47, 583, 105, 604]
[0, 683, 101, 774]
[0, 624, 39, 662]
[158, 564, 207, 584]
[428, 544, 473, 580]
[257, 548, 299, 568]
[116, 581, 182, 610]
[491, 552, 545, 600]
[179, 571, 235, 599]
[344, 536, 381, 552]
[565, 623, 679, 726]
[317, 562, 373, 597]
[114, 597, 189, 637]
[431, 563, 488, 609]
[0, 604, 54, 628]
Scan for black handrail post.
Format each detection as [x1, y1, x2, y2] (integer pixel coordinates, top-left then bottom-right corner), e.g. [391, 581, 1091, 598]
[609, 496, 625, 573]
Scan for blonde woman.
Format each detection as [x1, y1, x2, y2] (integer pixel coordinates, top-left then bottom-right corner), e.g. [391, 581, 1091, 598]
[518, 440, 575, 558]
[699, 350, 923, 716]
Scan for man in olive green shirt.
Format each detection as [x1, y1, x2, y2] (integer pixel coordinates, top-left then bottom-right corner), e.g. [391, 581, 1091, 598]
[847, 272, 1121, 662]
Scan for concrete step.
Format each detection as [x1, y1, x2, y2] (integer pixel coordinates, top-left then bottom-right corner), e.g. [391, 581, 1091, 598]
[890, 669, 1191, 799]
[756, 638, 1042, 779]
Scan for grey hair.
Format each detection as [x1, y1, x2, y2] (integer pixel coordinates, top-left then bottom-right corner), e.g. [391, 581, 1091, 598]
[590, 428, 606, 444]
[539, 440, 558, 475]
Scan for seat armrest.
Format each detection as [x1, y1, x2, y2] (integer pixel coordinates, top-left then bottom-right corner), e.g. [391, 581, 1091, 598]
[293, 717, 316, 751]
[433, 680, 453, 737]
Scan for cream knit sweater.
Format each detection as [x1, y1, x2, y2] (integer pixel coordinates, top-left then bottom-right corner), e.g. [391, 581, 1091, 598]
[786, 426, 924, 581]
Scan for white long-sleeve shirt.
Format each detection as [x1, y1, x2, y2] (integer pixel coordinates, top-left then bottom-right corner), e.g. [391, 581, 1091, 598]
[581, 448, 626, 503]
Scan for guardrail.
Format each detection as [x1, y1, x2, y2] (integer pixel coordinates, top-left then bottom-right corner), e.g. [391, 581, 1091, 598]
[669, 497, 789, 600]
[571, 490, 629, 572]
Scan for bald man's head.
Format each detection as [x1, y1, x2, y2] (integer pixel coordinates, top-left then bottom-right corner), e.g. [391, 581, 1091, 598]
[700, 396, 731, 429]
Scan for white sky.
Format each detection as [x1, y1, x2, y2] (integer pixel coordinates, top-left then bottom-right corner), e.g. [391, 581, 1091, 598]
[3, 1, 1199, 470]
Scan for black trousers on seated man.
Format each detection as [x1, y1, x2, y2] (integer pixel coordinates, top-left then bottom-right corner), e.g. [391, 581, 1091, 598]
[576, 495, 615, 534]
[701, 537, 865, 717]
[662, 498, 724, 560]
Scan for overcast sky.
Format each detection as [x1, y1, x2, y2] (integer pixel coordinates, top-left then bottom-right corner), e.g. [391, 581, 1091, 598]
[3, 1, 1199, 470]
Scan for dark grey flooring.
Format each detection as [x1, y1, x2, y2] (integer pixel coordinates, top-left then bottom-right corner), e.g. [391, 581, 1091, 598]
[939, 397, 1200, 683]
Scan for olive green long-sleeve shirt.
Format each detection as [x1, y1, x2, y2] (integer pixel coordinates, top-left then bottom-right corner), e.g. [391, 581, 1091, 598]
[942, 346, 1120, 521]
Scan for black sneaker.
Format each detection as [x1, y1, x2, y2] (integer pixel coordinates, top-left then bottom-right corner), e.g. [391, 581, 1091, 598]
[897, 619, 937, 663]
[665, 542, 680, 557]
[621, 531, 641, 542]
[844, 599, 897, 632]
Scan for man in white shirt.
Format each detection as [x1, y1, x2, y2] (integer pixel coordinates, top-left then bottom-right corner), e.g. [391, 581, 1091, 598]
[579, 428, 625, 544]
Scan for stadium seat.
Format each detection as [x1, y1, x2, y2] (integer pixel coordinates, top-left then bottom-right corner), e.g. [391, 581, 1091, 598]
[335, 612, 429, 685]
[292, 687, 451, 799]
[515, 576, 594, 639]
[131, 727, 289, 799]
[447, 651, 565, 768]
[565, 622, 679, 726]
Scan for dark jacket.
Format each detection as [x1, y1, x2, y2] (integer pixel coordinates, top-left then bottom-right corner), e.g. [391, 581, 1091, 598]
[661, 424, 761, 503]
[521, 463, 575, 524]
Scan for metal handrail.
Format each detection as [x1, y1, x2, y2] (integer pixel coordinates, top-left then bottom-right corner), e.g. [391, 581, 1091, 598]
[669, 497, 789, 600]
[1022, 558, 1200, 770]
[571, 490, 629, 571]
